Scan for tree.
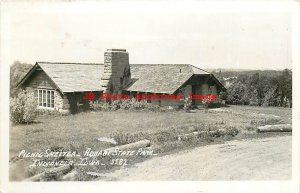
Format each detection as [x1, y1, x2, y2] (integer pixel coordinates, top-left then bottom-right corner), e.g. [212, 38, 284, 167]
[262, 87, 278, 107]
[224, 69, 292, 108]
[226, 82, 248, 105]
[270, 69, 292, 107]
[10, 61, 33, 97]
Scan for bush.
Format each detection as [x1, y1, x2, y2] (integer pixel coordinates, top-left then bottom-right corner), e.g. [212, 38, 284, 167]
[225, 126, 239, 136]
[110, 100, 121, 111]
[89, 100, 111, 111]
[145, 103, 168, 112]
[10, 90, 38, 124]
[128, 99, 149, 111]
[195, 124, 239, 141]
[151, 129, 178, 144]
[89, 98, 169, 113]
[36, 109, 60, 116]
[183, 98, 192, 111]
[110, 131, 147, 145]
[119, 99, 131, 110]
[207, 102, 222, 108]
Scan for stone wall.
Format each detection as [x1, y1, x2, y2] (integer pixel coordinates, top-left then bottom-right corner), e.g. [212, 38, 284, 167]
[54, 91, 63, 110]
[24, 70, 56, 89]
[22, 70, 69, 113]
[25, 86, 66, 113]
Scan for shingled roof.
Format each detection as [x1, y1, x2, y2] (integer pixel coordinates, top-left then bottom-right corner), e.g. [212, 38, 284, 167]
[38, 62, 105, 93]
[18, 62, 216, 94]
[125, 64, 209, 94]
[18, 62, 105, 93]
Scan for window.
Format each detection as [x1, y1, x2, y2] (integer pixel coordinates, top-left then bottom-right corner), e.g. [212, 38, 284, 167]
[35, 89, 54, 108]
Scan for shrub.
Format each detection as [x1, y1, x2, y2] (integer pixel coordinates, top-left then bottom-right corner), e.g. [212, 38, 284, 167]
[90, 98, 169, 113]
[183, 98, 192, 111]
[36, 109, 60, 116]
[201, 99, 210, 110]
[89, 100, 111, 111]
[225, 126, 239, 136]
[150, 129, 178, 144]
[146, 104, 161, 112]
[110, 131, 147, 145]
[129, 99, 149, 111]
[89, 100, 100, 111]
[207, 101, 221, 108]
[179, 134, 198, 144]
[245, 125, 256, 131]
[110, 100, 121, 111]
[10, 90, 38, 124]
[195, 124, 239, 141]
[119, 99, 131, 110]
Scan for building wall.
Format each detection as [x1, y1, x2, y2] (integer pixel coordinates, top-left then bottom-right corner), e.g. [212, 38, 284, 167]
[128, 79, 221, 108]
[186, 75, 222, 106]
[23, 70, 69, 114]
[24, 70, 55, 89]
[22, 70, 105, 114]
[138, 85, 192, 107]
[21, 68, 224, 114]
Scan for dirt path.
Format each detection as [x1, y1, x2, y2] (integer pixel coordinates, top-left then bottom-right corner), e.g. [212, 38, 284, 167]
[101, 135, 291, 181]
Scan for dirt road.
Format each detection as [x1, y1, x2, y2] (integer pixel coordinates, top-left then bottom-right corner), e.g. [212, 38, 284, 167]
[102, 135, 291, 180]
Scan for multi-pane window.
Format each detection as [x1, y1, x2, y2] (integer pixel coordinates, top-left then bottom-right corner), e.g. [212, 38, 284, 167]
[34, 89, 54, 108]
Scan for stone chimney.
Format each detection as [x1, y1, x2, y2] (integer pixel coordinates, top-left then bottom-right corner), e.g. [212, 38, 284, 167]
[100, 49, 131, 94]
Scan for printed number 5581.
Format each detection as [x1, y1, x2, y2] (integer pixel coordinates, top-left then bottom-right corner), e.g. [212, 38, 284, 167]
[110, 159, 127, 166]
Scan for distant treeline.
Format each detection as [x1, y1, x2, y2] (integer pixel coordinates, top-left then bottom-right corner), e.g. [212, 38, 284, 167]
[212, 69, 292, 108]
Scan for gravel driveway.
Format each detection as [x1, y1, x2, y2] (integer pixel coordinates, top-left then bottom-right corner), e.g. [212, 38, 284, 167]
[101, 135, 291, 181]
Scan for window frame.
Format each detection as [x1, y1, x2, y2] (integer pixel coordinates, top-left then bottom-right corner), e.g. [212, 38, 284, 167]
[35, 89, 55, 109]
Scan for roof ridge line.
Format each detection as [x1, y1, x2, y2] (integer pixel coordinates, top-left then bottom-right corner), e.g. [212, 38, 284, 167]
[190, 64, 211, 74]
[37, 61, 103, 65]
[130, 64, 190, 65]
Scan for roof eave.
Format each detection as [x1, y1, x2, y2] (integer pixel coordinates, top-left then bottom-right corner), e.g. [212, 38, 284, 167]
[63, 89, 104, 93]
[210, 74, 227, 91]
[124, 89, 176, 95]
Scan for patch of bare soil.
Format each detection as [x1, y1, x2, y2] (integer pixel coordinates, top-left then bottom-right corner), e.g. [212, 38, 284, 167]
[100, 135, 291, 181]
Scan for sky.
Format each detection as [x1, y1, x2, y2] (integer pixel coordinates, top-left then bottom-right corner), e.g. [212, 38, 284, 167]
[1, 1, 294, 70]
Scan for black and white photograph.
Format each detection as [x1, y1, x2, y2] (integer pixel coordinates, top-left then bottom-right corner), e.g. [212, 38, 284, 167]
[0, 1, 299, 193]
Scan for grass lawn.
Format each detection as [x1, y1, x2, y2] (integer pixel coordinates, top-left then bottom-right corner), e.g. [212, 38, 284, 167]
[9, 105, 292, 181]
